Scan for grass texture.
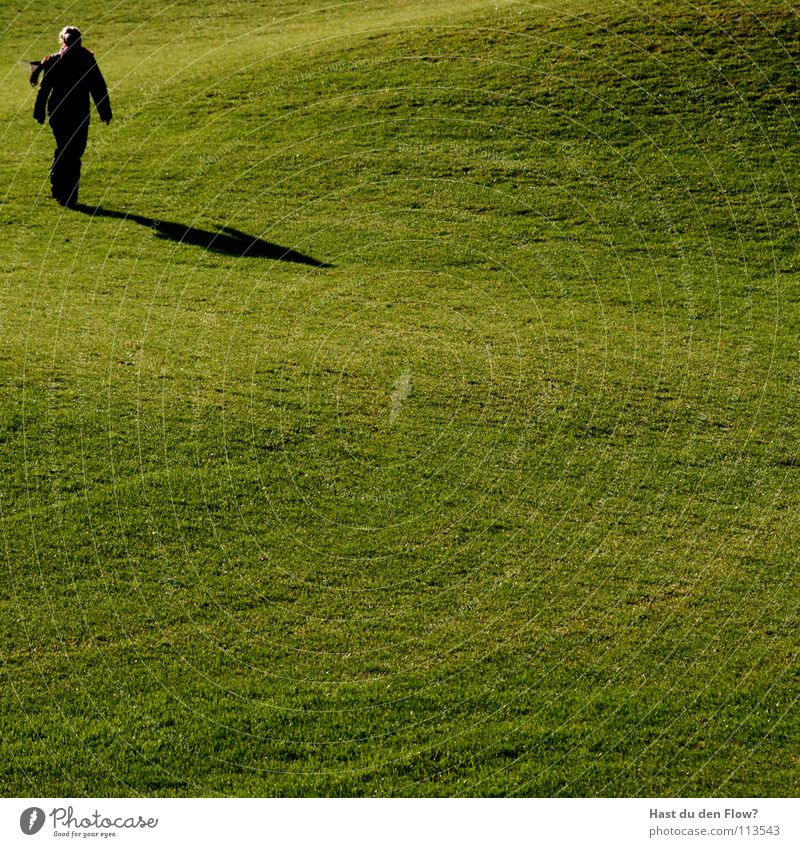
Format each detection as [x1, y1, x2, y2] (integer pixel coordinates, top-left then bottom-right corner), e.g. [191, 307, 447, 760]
[0, 0, 799, 796]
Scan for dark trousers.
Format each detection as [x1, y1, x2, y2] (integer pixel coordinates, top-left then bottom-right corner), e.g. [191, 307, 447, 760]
[50, 117, 89, 206]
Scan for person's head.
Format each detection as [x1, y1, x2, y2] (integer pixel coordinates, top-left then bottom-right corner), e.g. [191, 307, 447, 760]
[59, 26, 82, 49]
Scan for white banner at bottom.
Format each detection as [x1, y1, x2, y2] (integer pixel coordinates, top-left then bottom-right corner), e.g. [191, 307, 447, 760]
[2, 798, 797, 847]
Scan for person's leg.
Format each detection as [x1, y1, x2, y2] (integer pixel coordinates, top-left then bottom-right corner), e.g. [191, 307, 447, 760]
[50, 124, 68, 203]
[50, 117, 89, 207]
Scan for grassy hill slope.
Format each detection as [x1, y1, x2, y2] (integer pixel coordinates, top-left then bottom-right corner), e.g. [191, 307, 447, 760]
[0, 0, 798, 795]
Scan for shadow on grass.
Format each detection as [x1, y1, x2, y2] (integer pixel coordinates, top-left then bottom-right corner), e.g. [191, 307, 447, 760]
[72, 204, 332, 267]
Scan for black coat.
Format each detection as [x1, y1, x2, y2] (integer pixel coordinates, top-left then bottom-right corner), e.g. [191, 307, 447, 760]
[33, 45, 112, 126]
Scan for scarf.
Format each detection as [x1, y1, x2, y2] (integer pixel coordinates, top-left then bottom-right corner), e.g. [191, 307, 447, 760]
[29, 44, 94, 87]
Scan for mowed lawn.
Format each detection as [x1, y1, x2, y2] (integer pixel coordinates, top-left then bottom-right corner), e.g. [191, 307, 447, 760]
[0, 0, 798, 796]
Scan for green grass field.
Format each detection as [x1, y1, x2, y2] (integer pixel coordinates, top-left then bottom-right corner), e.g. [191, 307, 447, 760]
[1, 0, 799, 796]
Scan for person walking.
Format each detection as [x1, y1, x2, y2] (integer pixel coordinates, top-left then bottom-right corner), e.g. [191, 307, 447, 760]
[32, 26, 112, 207]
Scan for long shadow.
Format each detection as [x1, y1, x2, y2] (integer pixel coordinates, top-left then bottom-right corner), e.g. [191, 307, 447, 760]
[73, 204, 332, 267]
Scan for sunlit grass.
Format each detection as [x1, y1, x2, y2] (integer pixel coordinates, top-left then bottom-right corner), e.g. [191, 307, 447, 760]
[0, 0, 798, 796]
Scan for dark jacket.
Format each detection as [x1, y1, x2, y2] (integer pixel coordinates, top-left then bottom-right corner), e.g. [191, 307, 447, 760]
[33, 45, 112, 125]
